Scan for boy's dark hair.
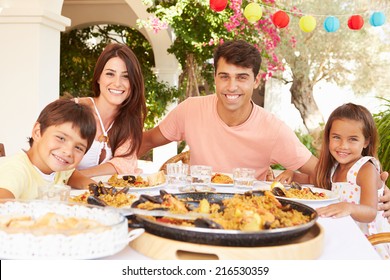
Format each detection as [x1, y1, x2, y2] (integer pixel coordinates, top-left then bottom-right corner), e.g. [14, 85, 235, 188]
[213, 40, 262, 77]
[28, 99, 96, 152]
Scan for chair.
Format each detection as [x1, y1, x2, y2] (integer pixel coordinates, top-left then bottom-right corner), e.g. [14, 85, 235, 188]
[159, 150, 190, 174]
[367, 232, 390, 246]
[0, 143, 5, 157]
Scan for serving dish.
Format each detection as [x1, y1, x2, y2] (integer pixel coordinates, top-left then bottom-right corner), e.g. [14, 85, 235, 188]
[0, 200, 143, 259]
[128, 191, 317, 247]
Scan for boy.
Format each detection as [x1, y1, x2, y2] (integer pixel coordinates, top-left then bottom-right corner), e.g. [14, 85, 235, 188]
[0, 99, 97, 199]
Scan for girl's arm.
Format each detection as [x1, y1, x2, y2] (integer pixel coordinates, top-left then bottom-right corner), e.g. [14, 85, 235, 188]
[317, 162, 379, 222]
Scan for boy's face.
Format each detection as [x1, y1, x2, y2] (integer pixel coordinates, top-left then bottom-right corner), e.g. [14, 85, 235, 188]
[29, 122, 88, 174]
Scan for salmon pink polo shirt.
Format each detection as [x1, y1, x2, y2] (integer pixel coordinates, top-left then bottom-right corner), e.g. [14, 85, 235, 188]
[159, 94, 312, 180]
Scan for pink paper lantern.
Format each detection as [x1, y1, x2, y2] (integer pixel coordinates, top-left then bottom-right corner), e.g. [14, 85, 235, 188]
[210, 0, 228, 12]
[272, 11, 290, 28]
[348, 15, 364, 30]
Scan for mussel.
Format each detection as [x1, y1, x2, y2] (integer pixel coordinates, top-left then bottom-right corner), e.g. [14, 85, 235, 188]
[194, 218, 224, 229]
[290, 181, 302, 190]
[122, 175, 136, 183]
[87, 196, 108, 207]
[271, 186, 286, 197]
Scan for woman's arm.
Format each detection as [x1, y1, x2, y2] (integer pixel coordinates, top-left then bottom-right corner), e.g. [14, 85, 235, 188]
[67, 170, 96, 189]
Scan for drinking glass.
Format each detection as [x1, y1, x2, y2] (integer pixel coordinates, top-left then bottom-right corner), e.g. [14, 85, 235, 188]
[166, 163, 189, 188]
[37, 184, 71, 201]
[233, 168, 255, 189]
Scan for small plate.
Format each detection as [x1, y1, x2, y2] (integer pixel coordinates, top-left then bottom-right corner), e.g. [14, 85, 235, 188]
[211, 173, 234, 187]
[254, 182, 340, 203]
[91, 174, 167, 191]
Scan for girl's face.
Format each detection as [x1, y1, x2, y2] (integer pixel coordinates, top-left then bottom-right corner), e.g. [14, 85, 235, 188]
[30, 122, 88, 174]
[98, 57, 131, 106]
[329, 118, 369, 168]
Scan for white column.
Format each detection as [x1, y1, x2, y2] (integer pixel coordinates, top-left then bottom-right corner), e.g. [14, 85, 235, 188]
[151, 66, 181, 168]
[0, 0, 70, 155]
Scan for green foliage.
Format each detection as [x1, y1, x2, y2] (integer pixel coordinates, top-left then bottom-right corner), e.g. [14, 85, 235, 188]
[374, 98, 390, 188]
[60, 24, 182, 129]
[295, 131, 318, 157]
[271, 131, 318, 170]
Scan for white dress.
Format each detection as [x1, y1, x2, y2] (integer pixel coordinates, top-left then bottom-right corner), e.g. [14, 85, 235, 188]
[331, 156, 390, 259]
[77, 97, 113, 170]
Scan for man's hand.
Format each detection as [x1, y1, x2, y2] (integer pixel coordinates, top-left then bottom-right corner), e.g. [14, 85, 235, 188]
[378, 171, 390, 222]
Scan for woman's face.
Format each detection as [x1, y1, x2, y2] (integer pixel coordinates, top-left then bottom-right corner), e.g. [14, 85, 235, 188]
[98, 57, 131, 106]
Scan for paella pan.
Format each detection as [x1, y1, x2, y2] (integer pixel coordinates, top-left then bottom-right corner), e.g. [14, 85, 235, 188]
[128, 190, 317, 247]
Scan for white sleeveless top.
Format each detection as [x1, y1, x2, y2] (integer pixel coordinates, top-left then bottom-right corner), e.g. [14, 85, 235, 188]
[331, 156, 390, 259]
[77, 97, 113, 170]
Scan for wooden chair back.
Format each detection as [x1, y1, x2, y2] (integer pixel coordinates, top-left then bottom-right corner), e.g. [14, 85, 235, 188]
[0, 143, 5, 157]
[159, 151, 190, 174]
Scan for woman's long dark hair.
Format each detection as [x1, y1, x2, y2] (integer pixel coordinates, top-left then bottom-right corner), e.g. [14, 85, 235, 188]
[92, 43, 147, 157]
[315, 103, 379, 190]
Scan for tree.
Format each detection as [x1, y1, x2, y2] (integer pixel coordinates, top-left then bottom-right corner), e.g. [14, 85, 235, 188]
[273, 0, 390, 133]
[140, 0, 390, 134]
[138, 0, 289, 99]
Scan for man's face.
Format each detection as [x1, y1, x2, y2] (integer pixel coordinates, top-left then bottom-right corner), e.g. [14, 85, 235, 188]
[214, 58, 261, 112]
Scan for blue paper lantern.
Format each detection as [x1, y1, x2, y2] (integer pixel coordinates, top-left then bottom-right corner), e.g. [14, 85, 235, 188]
[323, 16, 340, 32]
[370, 12, 386, 27]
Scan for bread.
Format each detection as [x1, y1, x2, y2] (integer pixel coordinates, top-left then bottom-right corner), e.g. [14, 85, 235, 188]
[147, 171, 166, 186]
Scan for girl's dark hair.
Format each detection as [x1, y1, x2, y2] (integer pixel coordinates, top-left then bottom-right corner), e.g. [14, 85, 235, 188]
[213, 40, 262, 77]
[92, 43, 147, 157]
[29, 99, 96, 152]
[315, 103, 379, 189]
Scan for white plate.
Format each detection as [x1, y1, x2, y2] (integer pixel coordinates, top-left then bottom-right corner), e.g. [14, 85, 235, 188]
[91, 174, 167, 192]
[211, 173, 234, 187]
[254, 182, 339, 203]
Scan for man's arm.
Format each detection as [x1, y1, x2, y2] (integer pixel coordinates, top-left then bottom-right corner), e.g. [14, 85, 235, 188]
[138, 126, 171, 158]
[295, 155, 319, 184]
[378, 171, 390, 222]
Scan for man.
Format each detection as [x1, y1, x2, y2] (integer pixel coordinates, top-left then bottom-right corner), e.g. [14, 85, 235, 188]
[140, 40, 316, 182]
[139, 39, 390, 220]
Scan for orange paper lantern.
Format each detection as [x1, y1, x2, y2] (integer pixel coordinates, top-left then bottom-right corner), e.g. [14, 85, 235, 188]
[272, 11, 290, 28]
[210, 0, 228, 12]
[348, 15, 364, 30]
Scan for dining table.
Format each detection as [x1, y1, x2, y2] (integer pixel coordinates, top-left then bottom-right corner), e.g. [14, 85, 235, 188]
[98, 180, 381, 260]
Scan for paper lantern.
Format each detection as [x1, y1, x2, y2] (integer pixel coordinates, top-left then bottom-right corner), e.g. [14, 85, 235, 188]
[348, 15, 364, 30]
[244, 3, 262, 23]
[299, 15, 316, 32]
[323, 16, 340, 32]
[370, 12, 386, 27]
[209, 0, 228, 12]
[272, 10, 290, 28]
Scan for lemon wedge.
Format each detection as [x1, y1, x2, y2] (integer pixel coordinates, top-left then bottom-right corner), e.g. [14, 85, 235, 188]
[270, 181, 285, 189]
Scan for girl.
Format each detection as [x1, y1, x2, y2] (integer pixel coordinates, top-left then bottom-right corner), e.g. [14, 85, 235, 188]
[316, 103, 390, 259]
[74, 43, 147, 177]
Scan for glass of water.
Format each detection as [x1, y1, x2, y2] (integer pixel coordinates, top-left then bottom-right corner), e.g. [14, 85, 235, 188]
[166, 162, 189, 188]
[233, 168, 255, 189]
[190, 165, 212, 188]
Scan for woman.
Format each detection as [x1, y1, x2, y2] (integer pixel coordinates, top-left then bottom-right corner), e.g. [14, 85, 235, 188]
[74, 43, 147, 177]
